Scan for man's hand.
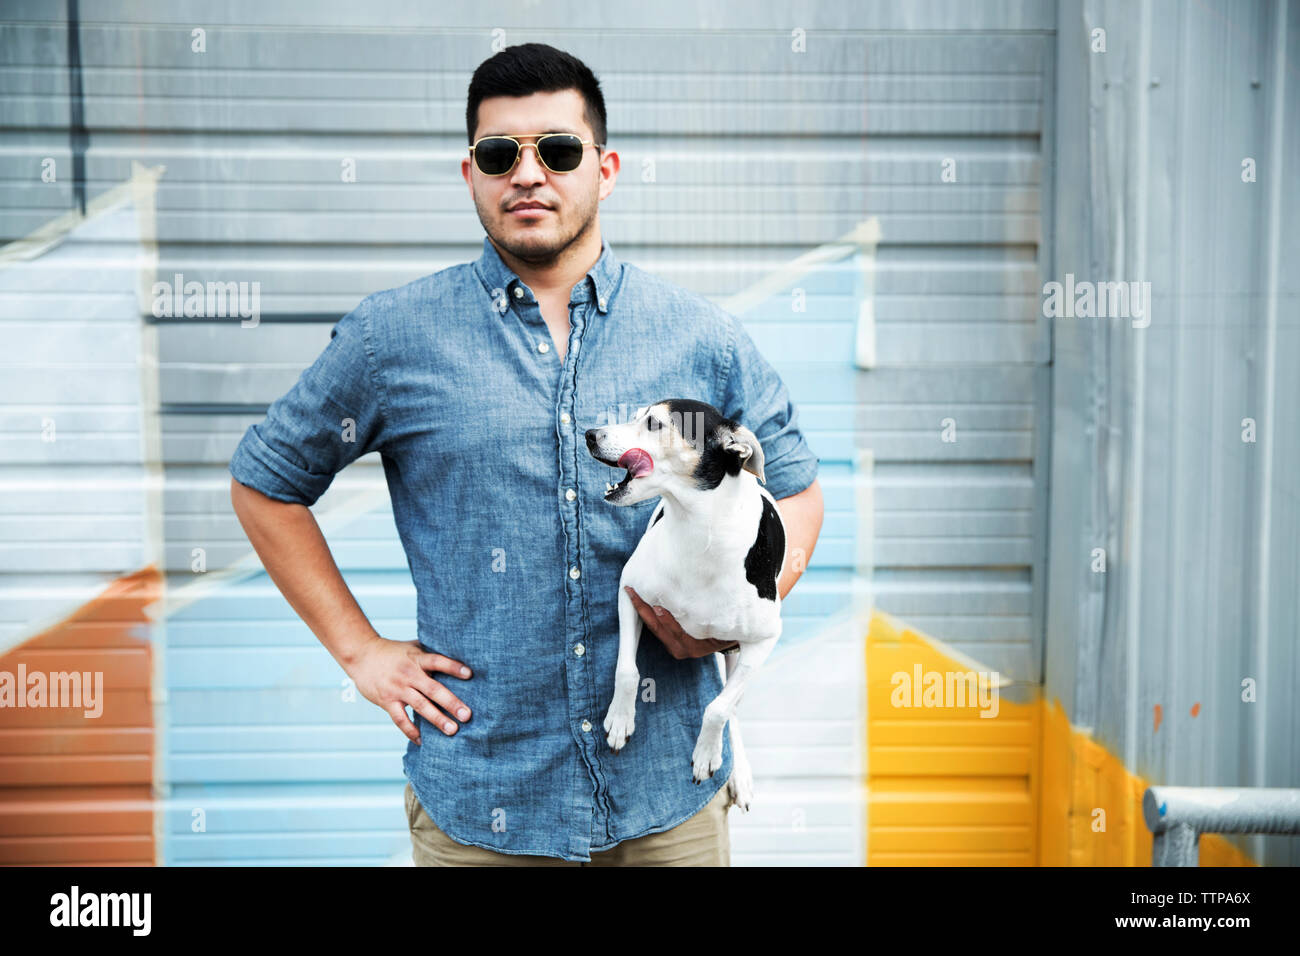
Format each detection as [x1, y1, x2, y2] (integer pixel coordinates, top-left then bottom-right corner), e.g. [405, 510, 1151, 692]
[624, 586, 739, 659]
[346, 635, 473, 745]
[229, 479, 476, 748]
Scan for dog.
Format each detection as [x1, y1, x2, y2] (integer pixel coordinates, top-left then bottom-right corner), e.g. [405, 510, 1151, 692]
[584, 398, 787, 812]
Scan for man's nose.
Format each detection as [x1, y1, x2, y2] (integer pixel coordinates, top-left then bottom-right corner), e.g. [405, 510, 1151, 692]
[510, 144, 547, 185]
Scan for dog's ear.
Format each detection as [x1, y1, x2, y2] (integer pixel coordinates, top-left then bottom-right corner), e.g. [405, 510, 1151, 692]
[720, 421, 766, 484]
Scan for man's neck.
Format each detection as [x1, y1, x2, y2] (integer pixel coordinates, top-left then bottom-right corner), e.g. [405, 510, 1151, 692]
[490, 227, 602, 298]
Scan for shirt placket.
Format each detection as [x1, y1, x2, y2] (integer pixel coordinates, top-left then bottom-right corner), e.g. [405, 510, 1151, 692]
[515, 279, 607, 858]
[566, 294, 613, 854]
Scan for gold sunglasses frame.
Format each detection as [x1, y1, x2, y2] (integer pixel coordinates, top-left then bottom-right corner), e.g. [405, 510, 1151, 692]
[469, 133, 604, 176]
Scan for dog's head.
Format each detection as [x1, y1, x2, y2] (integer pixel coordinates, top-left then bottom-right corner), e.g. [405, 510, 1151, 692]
[584, 398, 765, 506]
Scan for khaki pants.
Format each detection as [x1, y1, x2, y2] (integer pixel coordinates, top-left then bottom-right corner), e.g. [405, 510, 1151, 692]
[404, 780, 731, 866]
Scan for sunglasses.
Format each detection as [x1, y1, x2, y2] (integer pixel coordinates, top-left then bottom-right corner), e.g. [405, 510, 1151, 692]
[469, 133, 603, 176]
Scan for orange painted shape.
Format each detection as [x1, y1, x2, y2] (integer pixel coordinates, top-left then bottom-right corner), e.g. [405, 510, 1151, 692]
[1153, 704, 1163, 734]
[0, 566, 161, 866]
[1190, 702, 1201, 718]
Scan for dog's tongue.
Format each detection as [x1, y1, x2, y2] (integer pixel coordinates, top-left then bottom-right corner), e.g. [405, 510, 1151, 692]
[617, 447, 654, 478]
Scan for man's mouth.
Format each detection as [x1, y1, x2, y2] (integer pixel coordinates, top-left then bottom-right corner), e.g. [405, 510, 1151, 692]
[599, 448, 654, 498]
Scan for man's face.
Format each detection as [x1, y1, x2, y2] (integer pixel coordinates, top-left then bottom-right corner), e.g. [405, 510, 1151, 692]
[462, 89, 616, 265]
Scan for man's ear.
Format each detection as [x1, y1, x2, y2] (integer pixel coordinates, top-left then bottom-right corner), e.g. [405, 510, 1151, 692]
[720, 421, 765, 484]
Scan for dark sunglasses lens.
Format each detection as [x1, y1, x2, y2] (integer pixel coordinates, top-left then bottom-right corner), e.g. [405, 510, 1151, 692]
[539, 135, 584, 172]
[476, 138, 518, 175]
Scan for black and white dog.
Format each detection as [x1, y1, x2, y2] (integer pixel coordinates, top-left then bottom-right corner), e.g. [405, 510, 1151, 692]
[585, 398, 786, 811]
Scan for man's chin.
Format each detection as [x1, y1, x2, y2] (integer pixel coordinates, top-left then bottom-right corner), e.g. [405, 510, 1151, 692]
[496, 224, 565, 257]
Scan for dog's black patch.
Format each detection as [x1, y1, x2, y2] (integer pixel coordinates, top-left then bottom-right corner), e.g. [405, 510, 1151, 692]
[660, 398, 746, 491]
[744, 495, 785, 601]
[650, 508, 664, 527]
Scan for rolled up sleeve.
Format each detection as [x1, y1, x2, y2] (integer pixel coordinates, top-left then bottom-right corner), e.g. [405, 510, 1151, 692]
[719, 313, 819, 501]
[229, 302, 387, 507]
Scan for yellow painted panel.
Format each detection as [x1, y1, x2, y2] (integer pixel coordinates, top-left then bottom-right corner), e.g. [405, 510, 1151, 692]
[1202, 834, 1256, 867]
[871, 746, 1033, 776]
[871, 792, 1031, 826]
[866, 609, 1040, 866]
[871, 776, 1026, 793]
[870, 850, 1034, 866]
[863, 608, 1257, 867]
[872, 825, 1033, 852]
[869, 718, 1035, 745]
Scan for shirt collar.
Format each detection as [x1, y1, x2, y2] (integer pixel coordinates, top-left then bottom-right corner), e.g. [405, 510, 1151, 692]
[473, 234, 621, 315]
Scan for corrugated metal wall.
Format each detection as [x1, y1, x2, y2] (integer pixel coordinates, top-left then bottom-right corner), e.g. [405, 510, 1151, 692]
[0, 158, 166, 862]
[1046, 0, 1300, 866]
[1, 0, 1058, 865]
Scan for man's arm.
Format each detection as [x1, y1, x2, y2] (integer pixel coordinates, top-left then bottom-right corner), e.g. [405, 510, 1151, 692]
[773, 477, 824, 601]
[230, 476, 474, 744]
[625, 477, 825, 658]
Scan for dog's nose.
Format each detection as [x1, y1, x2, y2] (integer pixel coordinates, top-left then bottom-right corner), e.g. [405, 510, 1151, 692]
[585, 429, 599, 450]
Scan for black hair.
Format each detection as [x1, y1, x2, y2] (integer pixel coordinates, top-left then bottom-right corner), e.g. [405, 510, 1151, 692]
[466, 43, 607, 148]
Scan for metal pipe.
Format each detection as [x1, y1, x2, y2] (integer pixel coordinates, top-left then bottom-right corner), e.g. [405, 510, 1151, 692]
[1143, 787, 1300, 866]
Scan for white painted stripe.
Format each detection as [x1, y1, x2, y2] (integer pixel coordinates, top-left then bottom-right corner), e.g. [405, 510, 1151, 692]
[721, 218, 882, 318]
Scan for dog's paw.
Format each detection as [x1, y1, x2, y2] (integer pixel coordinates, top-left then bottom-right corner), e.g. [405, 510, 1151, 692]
[727, 764, 754, 812]
[691, 733, 724, 784]
[603, 704, 635, 752]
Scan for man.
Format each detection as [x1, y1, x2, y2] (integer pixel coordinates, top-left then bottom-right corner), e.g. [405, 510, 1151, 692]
[229, 43, 824, 866]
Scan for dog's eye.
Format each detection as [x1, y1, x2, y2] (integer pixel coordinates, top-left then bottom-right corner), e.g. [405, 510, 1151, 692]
[645, 416, 660, 431]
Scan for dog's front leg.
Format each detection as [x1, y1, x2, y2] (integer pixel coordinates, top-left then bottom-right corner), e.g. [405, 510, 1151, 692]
[721, 651, 754, 812]
[603, 581, 643, 752]
[692, 634, 778, 784]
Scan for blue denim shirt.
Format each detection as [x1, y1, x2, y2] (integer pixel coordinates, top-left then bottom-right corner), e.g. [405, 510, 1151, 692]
[228, 235, 819, 861]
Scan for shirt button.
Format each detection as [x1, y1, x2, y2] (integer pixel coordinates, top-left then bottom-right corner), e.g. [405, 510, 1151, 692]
[598, 297, 607, 310]
[537, 341, 550, 353]
[581, 720, 592, 732]
[574, 643, 585, 656]
[560, 412, 571, 424]
[569, 566, 580, 579]
[565, 488, 576, 501]
[513, 286, 524, 299]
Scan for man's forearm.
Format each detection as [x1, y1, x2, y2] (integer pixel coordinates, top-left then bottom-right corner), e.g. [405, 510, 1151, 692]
[229, 477, 379, 669]
[774, 477, 824, 601]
